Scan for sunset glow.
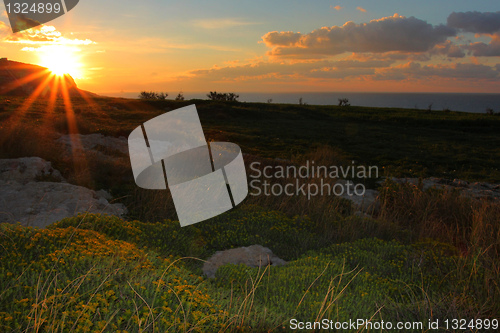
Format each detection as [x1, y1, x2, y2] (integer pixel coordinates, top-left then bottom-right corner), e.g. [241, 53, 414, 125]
[38, 46, 82, 78]
[1, 1, 499, 94]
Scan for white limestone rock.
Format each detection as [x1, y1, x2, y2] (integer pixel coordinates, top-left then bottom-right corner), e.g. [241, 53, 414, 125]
[203, 245, 287, 278]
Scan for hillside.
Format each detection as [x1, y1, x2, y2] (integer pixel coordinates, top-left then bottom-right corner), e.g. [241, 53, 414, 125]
[1, 95, 499, 182]
[0, 58, 79, 97]
[0, 86, 499, 331]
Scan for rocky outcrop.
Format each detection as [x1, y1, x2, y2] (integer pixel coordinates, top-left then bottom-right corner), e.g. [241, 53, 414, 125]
[336, 179, 380, 214]
[202, 245, 287, 278]
[0, 157, 127, 228]
[389, 177, 500, 200]
[56, 134, 128, 162]
[338, 177, 500, 217]
[0, 157, 64, 184]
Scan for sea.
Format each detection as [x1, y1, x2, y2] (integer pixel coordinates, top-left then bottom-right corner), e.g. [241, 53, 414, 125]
[103, 92, 500, 114]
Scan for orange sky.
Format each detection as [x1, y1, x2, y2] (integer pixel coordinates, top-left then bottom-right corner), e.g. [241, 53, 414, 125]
[1, 2, 499, 95]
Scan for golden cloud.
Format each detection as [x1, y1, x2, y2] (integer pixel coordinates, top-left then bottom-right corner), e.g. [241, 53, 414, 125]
[3, 25, 94, 46]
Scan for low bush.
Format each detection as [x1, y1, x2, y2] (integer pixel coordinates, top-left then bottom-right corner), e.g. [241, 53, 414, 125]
[206, 92, 239, 102]
[0, 223, 227, 332]
[139, 91, 168, 100]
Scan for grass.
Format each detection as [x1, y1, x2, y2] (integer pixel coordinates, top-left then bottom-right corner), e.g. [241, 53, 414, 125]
[1, 95, 500, 182]
[1, 209, 497, 332]
[0, 94, 499, 331]
[0, 222, 228, 332]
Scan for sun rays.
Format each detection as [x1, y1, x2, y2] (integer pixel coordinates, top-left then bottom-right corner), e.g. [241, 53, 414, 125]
[38, 46, 83, 78]
[0, 60, 93, 183]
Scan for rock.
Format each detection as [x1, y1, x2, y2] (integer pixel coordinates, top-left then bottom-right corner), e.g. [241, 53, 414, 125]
[0, 157, 127, 228]
[451, 179, 469, 188]
[0, 157, 65, 184]
[354, 211, 372, 219]
[340, 175, 499, 215]
[202, 245, 287, 278]
[56, 134, 129, 156]
[389, 177, 446, 191]
[387, 177, 500, 201]
[335, 180, 380, 214]
[96, 189, 113, 200]
[422, 178, 444, 191]
[341, 188, 380, 214]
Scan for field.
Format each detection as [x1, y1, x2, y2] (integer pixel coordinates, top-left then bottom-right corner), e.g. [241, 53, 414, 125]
[0, 95, 499, 332]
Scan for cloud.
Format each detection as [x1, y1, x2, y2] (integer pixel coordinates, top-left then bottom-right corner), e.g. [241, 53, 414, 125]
[447, 11, 500, 34]
[261, 31, 301, 46]
[375, 62, 499, 80]
[262, 14, 456, 58]
[192, 18, 260, 29]
[445, 12, 500, 57]
[430, 40, 466, 58]
[188, 58, 395, 82]
[465, 34, 500, 57]
[3, 25, 94, 46]
[356, 7, 367, 13]
[330, 59, 394, 68]
[187, 56, 499, 85]
[350, 51, 430, 62]
[331, 5, 343, 11]
[0, 20, 9, 38]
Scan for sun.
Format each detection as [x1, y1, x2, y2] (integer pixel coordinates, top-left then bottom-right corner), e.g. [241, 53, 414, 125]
[39, 46, 82, 78]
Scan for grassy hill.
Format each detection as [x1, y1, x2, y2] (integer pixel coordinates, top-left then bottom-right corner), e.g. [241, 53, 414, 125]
[1, 95, 499, 182]
[0, 59, 79, 97]
[0, 94, 499, 331]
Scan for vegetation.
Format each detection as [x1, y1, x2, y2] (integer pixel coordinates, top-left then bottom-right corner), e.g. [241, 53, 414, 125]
[0, 221, 227, 332]
[0, 94, 499, 331]
[1, 95, 498, 182]
[175, 92, 185, 101]
[1, 200, 497, 331]
[206, 91, 239, 102]
[139, 91, 168, 100]
[338, 98, 350, 107]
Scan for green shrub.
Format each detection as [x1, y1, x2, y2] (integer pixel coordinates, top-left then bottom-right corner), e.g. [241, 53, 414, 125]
[212, 238, 483, 325]
[0, 223, 226, 332]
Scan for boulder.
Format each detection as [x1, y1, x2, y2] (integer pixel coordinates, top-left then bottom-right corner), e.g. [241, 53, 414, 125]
[340, 188, 380, 214]
[0, 157, 127, 228]
[202, 245, 287, 278]
[336, 180, 380, 214]
[56, 134, 129, 157]
[0, 157, 65, 184]
[388, 177, 500, 201]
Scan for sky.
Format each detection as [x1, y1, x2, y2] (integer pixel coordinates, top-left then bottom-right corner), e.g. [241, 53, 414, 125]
[1, 0, 500, 95]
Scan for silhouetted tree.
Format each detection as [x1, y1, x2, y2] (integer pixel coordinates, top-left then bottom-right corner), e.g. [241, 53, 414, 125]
[139, 91, 168, 100]
[175, 92, 185, 101]
[338, 98, 350, 107]
[206, 91, 239, 102]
